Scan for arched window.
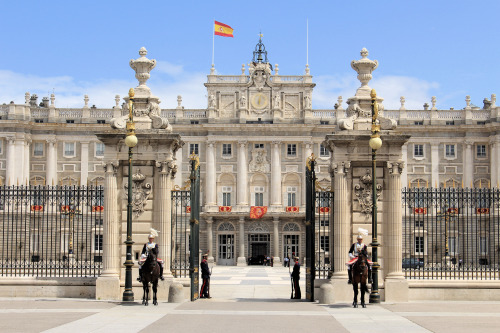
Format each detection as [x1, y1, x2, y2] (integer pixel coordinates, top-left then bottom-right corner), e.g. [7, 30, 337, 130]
[283, 222, 300, 232]
[217, 222, 235, 232]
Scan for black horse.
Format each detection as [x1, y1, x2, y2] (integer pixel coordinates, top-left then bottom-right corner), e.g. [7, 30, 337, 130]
[141, 250, 160, 306]
[351, 253, 369, 308]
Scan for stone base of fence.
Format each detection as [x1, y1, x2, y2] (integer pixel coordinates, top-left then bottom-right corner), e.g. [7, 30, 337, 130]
[0, 277, 96, 298]
[385, 278, 409, 302]
[408, 280, 500, 301]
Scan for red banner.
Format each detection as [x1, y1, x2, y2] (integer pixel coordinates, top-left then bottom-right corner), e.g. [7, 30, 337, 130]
[31, 205, 44, 212]
[92, 206, 104, 212]
[186, 206, 191, 213]
[413, 207, 427, 214]
[286, 206, 299, 213]
[476, 208, 490, 214]
[219, 206, 232, 212]
[319, 207, 330, 213]
[447, 208, 459, 214]
[250, 206, 267, 219]
[60, 205, 70, 212]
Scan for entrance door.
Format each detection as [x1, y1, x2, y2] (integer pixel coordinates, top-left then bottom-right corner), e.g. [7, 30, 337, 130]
[218, 234, 235, 266]
[283, 234, 300, 263]
[248, 234, 270, 265]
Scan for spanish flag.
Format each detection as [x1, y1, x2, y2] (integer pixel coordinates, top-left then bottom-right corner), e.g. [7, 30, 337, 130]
[214, 21, 234, 37]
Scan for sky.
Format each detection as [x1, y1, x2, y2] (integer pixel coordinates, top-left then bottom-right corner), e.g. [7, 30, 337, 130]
[0, 0, 498, 110]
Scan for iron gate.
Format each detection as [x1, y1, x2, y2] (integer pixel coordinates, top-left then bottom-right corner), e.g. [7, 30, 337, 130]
[0, 185, 104, 277]
[305, 155, 316, 301]
[170, 153, 200, 301]
[315, 190, 333, 278]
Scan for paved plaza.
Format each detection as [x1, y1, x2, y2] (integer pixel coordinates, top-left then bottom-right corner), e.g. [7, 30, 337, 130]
[1, 266, 500, 332]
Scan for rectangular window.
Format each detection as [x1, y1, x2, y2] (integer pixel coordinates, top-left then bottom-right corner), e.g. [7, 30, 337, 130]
[445, 144, 455, 158]
[222, 144, 232, 156]
[222, 193, 231, 206]
[480, 237, 488, 254]
[415, 236, 424, 254]
[254, 143, 264, 149]
[64, 142, 75, 157]
[320, 120, 329, 125]
[477, 144, 487, 158]
[477, 121, 486, 125]
[190, 120, 199, 124]
[320, 220, 329, 227]
[189, 143, 199, 155]
[449, 236, 457, 254]
[414, 121, 423, 126]
[35, 119, 44, 123]
[287, 192, 296, 207]
[255, 193, 264, 206]
[445, 120, 455, 126]
[95, 142, 105, 157]
[33, 142, 44, 157]
[320, 144, 330, 157]
[320, 236, 330, 252]
[95, 218, 103, 226]
[97, 119, 106, 124]
[94, 234, 103, 251]
[66, 119, 75, 124]
[287, 144, 297, 157]
[414, 220, 424, 228]
[414, 144, 424, 157]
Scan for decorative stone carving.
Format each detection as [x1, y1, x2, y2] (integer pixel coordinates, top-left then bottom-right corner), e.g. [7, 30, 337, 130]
[387, 161, 404, 175]
[337, 96, 344, 111]
[103, 161, 119, 174]
[400, 96, 406, 110]
[273, 95, 280, 109]
[304, 94, 312, 109]
[115, 95, 120, 108]
[124, 168, 152, 218]
[130, 47, 156, 87]
[239, 94, 247, 108]
[466, 95, 471, 109]
[351, 48, 378, 95]
[249, 148, 270, 173]
[332, 161, 350, 175]
[208, 94, 216, 108]
[156, 160, 177, 177]
[431, 96, 437, 110]
[111, 48, 171, 131]
[354, 169, 382, 215]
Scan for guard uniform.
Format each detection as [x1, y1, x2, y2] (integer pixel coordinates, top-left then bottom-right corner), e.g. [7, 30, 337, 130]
[200, 255, 211, 298]
[137, 234, 164, 282]
[291, 258, 301, 299]
[346, 238, 372, 284]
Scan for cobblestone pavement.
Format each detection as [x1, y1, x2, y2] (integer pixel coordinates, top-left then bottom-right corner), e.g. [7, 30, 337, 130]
[1, 266, 500, 333]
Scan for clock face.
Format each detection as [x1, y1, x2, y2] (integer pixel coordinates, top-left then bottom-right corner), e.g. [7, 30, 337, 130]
[251, 93, 268, 110]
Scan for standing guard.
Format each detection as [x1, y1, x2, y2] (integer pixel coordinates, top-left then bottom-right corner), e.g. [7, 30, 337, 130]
[200, 254, 211, 298]
[291, 256, 301, 299]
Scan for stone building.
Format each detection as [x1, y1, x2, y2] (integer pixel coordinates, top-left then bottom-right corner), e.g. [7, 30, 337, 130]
[0, 39, 498, 270]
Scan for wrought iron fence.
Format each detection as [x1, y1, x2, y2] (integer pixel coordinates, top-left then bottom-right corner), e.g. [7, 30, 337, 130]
[170, 190, 191, 278]
[0, 185, 104, 277]
[315, 191, 333, 278]
[402, 187, 500, 280]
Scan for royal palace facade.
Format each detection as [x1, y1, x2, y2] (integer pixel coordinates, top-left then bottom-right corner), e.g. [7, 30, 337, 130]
[0, 39, 499, 270]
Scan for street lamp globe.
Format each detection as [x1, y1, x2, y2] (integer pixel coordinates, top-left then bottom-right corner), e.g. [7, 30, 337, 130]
[125, 134, 138, 148]
[369, 136, 382, 150]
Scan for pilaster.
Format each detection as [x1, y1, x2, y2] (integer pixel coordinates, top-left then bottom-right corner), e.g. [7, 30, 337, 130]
[464, 140, 473, 188]
[205, 141, 216, 208]
[5, 137, 15, 185]
[270, 140, 282, 210]
[431, 143, 439, 187]
[237, 140, 248, 209]
[206, 217, 214, 263]
[273, 217, 281, 264]
[80, 142, 89, 186]
[46, 138, 57, 186]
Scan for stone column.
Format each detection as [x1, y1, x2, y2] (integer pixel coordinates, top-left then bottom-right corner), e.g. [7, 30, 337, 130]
[270, 141, 282, 209]
[237, 216, 247, 266]
[205, 141, 216, 206]
[206, 216, 214, 263]
[24, 136, 31, 185]
[491, 140, 497, 188]
[155, 159, 176, 277]
[14, 138, 25, 185]
[174, 146, 183, 188]
[303, 142, 313, 207]
[431, 143, 439, 187]
[273, 217, 281, 264]
[464, 141, 473, 188]
[327, 161, 351, 303]
[5, 137, 15, 185]
[96, 160, 120, 300]
[237, 141, 248, 208]
[46, 138, 57, 186]
[496, 139, 500, 188]
[80, 142, 89, 186]
[384, 161, 408, 302]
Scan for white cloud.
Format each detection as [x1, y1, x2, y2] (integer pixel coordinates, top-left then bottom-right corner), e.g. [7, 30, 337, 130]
[0, 69, 207, 109]
[155, 61, 184, 76]
[312, 74, 440, 110]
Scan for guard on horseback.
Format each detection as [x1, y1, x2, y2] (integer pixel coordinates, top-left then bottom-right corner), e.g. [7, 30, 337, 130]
[137, 228, 164, 282]
[347, 228, 373, 284]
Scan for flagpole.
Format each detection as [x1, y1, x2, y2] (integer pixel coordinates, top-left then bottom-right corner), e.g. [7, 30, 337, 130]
[306, 19, 309, 66]
[212, 19, 215, 69]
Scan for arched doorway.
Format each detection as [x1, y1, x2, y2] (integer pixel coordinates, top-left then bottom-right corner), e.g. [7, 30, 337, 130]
[217, 222, 235, 266]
